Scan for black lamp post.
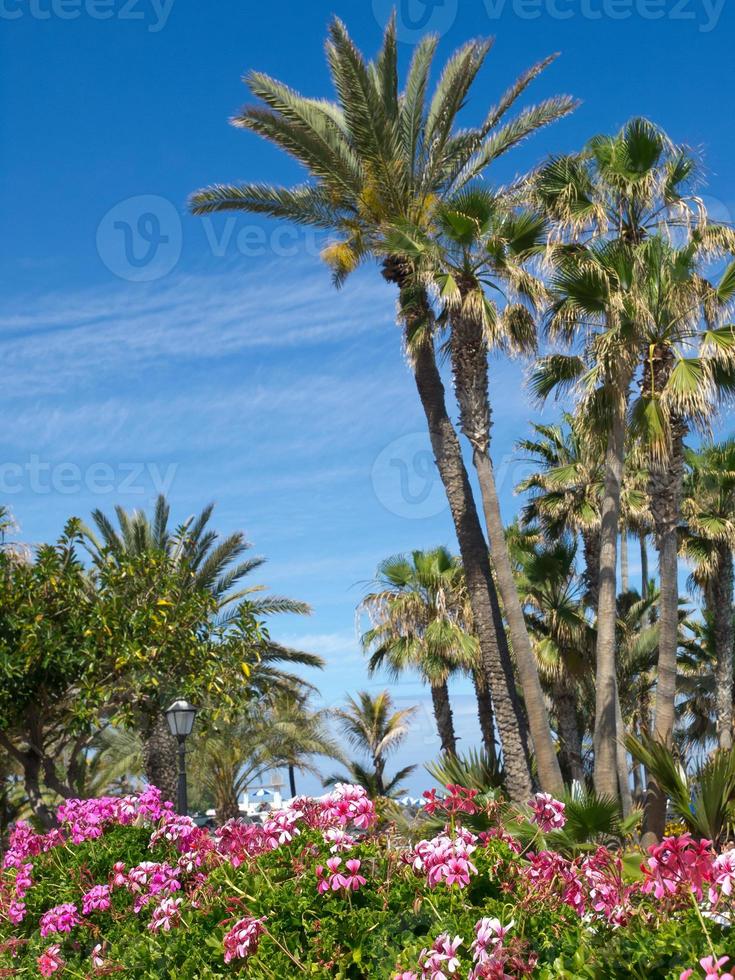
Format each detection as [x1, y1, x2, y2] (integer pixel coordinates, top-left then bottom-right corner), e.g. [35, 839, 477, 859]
[164, 698, 198, 816]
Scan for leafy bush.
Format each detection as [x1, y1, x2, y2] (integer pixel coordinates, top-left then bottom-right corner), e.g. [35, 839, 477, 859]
[0, 785, 732, 978]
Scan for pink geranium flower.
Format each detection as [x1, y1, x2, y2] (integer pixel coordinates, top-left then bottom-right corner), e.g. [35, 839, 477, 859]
[223, 915, 267, 964]
[39, 902, 80, 937]
[82, 884, 111, 915]
[37, 944, 64, 977]
[528, 793, 566, 832]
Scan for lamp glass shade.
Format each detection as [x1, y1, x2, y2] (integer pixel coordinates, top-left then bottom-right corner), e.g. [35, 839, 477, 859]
[165, 699, 198, 737]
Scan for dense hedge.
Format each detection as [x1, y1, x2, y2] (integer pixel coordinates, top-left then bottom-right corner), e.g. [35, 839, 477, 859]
[0, 786, 732, 978]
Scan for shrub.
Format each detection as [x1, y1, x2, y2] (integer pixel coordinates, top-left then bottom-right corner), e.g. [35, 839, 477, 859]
[0, 785, 732, 978]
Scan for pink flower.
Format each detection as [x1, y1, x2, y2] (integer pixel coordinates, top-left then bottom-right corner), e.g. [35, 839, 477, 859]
[39, 902, 80, 937]
[471, 918, 514, 963]
[709, 851, 735, 904]
[110, 861, 127, 888]
[148, 896, 183, 932]
[37, 944, 64, 977]
[91, 943, 106, 969]
[340, 859, 366, 891]
[14, 863, 33, 898]
[418, 933, 463, 979]
[642, 834, 715, 902]
[7, 900, 26, 924]
[409, 831, 478, 891]
[528, 793, 566, 832]
[82, 884, 111, 915]
[700, 956, 734, 980]
[223, 915, 267, 964]
[422, 785, 479, 818]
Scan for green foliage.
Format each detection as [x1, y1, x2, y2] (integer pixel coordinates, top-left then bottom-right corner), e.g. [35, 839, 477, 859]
[627, 733, 735, 843]
[426, 747, 504, 794]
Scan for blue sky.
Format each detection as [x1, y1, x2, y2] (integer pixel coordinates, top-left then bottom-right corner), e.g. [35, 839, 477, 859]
[2, 0, 734, 794]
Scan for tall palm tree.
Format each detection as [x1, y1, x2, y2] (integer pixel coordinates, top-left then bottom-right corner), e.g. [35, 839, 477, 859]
[682, 440, 735, 752]
[83, 496, 311, 801]
[628, 236, 735, 837]
[384, 191, 563, 792]
[532, 118, 702, 799]
[327, 690, 417, 798]
[190, 18, 576, 800]
[361, 548, 481, 757]
[508, 526, 592, 784]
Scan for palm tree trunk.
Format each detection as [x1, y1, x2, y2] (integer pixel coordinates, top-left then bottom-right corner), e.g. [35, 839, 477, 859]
[640, 532, 649, 601]
[714, 544, 734, 751]
[472, 669, 497, 765]
[554, 682, 584, 784]
[141, 709, 178, 805]
[217, 794, 242, 824]
[430, 681, 458, 755]
[620, 530, 629, 594]
[614, 679, 633, 817]
[593, 400, 625, 800]
[380, 262, 532, 799]
[582, 528, 601, 611]
[288, 764, 298, 799]
[645, 429, 685, 841]
[409, 336, 532, 801]
[450, 311, 563, 795]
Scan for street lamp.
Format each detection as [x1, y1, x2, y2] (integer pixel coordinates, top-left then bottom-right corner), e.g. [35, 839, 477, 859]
[164, 698, 198, 816]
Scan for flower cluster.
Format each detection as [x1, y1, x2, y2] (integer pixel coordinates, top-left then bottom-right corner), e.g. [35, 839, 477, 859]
[148, 896, 183, 933]
[409, 828, 479, 890]
[681, 956, 735, 980]
[316, 857, 366, 893]
[528, 793, 566, 833]
[222, 915, 267, 964]
[396, 920, 532, 980]
[37, 943, 64, 977]
[642, 833, 715, 902]
[39, 903, 80, 938]
[422, 785, 480, 819]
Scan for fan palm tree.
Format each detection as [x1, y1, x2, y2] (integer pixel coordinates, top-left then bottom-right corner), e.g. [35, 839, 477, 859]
[327, 690, 417, 798]
[383, 191, 563, 792]
[682, 440, 735, 752]
[532, 118, 702, 800]
[190, 17, 576, 800]
[627, 235, 735, 837]
[361, 548, 482, 757]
